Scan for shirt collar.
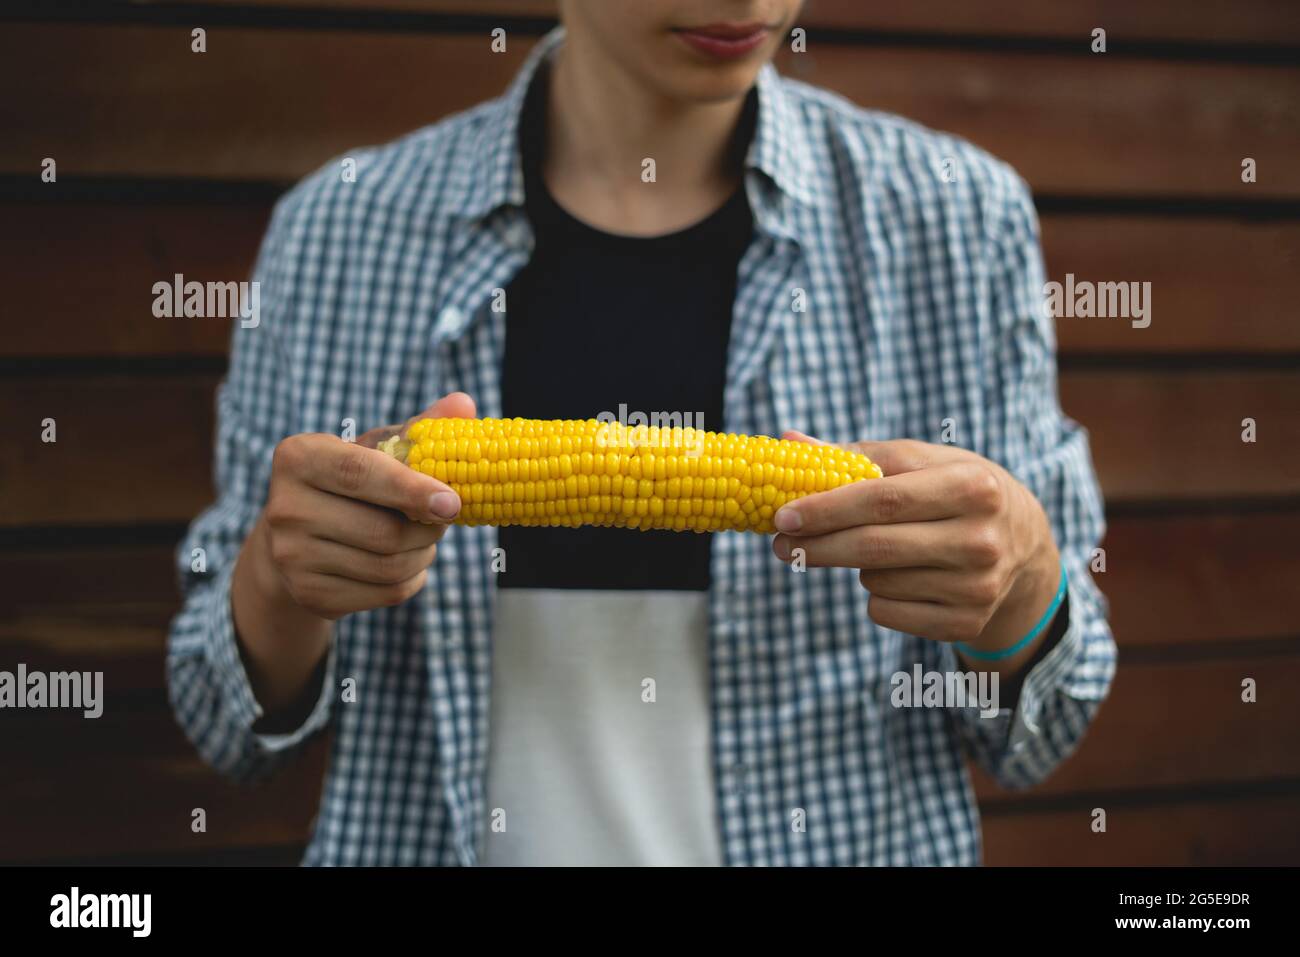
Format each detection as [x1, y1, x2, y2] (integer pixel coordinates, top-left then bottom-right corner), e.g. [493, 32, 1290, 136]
[455, 26, 820, 223]
[746, 62, 820, 210]
[453, 28, 562, 221]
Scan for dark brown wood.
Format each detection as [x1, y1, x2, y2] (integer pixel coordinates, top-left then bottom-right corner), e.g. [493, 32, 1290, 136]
[974, 655, 1300, 801]
[58, 788, 1300, 865]
[0, 376, 217, 527]
[1, 510, 1294, 726]
[1, 653, 1294, 860]
[4, 25, 1298, 197]
[983, 791, 1300, 865]
[0, 717, 328, 863]
[5, 608, 1294, 772]
[7, 203, 1297, 358]
[3, 203, 265, 357]
[0, 693, 220, 762]
[1046, 216, 1300, 355]
[4, 502, 1296, 648]
[800, 0, 1300, 46]
[0, 604, 175, 694]
[1098, 512, 1300, 645]
[0, 547, 180, 693]
[1, 509, 1292, 737]
[1059, 370, 1300, 503]
[0, 544, 178, 608]
[0, 26, 533, 182]
[2, 370, 1295, 527]
[773, 46, 1300, 199]
[200, 0, 1300, 46]
[202, 0, 561, 15]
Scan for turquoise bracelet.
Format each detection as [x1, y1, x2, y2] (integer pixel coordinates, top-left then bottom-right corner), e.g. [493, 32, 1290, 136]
[955, 560, 1068, 662]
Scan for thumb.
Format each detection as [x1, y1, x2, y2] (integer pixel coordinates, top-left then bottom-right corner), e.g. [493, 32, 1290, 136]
[417, 391, 477, 423]
[357, 392, 479, 450]
[780, 429, 831, 446]
[782, 430, 939, 477]
[845, 439, 955, 476]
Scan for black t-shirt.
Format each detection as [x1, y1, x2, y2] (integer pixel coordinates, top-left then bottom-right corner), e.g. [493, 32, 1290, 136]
[497, 70, 756, 591]
[492, 70, 1067, 686]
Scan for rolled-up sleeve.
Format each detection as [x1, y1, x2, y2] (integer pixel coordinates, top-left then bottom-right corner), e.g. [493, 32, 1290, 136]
[166, 194, 335, 783]
[944, 168, 1118, 789]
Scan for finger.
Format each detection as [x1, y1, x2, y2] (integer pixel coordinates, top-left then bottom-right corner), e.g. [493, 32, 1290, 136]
[780, 429, 830, 445]
[866, 593, 980, 643]
[782, 433, 960, 477]
[290, 486, 452, 552]
[416, 391, 477, 424]
[399, 391, 477, 437]
[291, 434, 461, 521]
[357, 392, 479, 450]
[303, 538, 439, 586]
[294, 569, 429, 620]
[773, 521, 965, 570]
[858, 567, 1003, 607]
[774, 463, 974, 535]
[844, 439, 964, 477]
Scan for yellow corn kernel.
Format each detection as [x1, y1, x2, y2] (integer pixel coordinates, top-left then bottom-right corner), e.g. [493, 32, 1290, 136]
[379, 417, 883, 534]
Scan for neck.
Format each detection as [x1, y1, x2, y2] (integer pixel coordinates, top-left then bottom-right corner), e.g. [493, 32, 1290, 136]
[543, 35, 750, 235]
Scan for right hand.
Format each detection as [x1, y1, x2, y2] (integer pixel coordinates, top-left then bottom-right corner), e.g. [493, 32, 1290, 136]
[257, 392, 476, 621]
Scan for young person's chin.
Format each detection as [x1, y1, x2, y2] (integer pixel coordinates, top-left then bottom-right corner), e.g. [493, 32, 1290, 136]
[657, 58, 767, 104]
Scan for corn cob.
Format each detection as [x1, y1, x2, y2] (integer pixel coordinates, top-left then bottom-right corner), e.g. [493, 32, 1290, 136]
[380, 417, 882, 534]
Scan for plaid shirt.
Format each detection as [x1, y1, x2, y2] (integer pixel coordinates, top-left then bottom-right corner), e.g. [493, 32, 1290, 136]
[167, 28, 1116, 866]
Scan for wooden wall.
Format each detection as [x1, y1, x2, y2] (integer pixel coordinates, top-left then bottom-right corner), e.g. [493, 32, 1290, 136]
[2, 0, 1298, 865]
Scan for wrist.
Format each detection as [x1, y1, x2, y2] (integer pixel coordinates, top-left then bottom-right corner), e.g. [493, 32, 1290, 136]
[232, 518, 332, 717]
[1008, 540, 1061, 629]
[963, 526, 1060, 658]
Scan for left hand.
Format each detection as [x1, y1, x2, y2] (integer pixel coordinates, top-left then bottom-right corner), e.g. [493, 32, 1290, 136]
[771, 433, 1060, 650]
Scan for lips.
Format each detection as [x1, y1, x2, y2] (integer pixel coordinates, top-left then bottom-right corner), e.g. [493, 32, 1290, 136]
[674, 21, 772, 60]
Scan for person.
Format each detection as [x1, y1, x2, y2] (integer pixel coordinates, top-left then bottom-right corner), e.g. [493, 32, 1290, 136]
[167, 0, 1116, 866]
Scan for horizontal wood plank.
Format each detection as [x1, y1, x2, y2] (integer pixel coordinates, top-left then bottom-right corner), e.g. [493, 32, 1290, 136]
[5, 507, 1298, 683]
[3, 370, 1295, 527]
[3, 634, 1294, 787]
[7, 744, 1296, 864]
[1059, 370, 1300, 503]
[974, 654, 1300, 802]
[1045, 215, 1300, 355]
[777, 46, 1300, 199]
[0, 27, 533, 182]
[800, 0, 1300, 46]
[197, 0, 1300, 46]
[982, 791, 1300, 865]
[1, 692, 220, 761]
[0, 376, 217, 527]
[0, 719, 327, 863]
[1, 653, 1295, 859]
[0, 543, 178, 608]
[1, 604, 175, 694]
[3, 203, 266, 357]
[3, 25, 1298, 196]
[1098, 512, 1300, 645]
[198, 0, 562, 15]
[51, 789, 1300, 865]
[7, 203, 1297, 358]
[4, 511, 1295, 709]
[0, 538, 179, 605]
